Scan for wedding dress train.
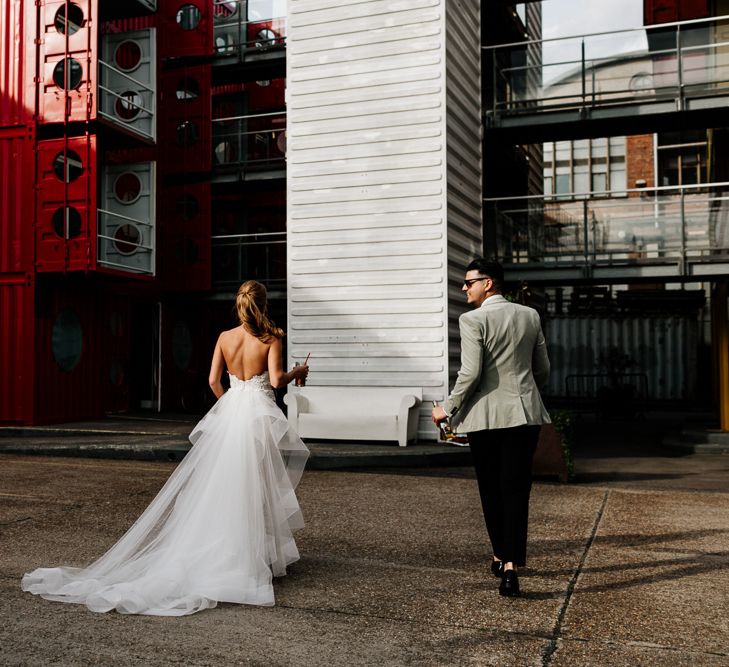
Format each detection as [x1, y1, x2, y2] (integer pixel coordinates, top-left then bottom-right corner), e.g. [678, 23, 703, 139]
[22, 372, 309, 616]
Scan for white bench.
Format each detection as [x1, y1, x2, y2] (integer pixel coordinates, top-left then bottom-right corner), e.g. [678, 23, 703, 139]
[284, 386, 423, 447]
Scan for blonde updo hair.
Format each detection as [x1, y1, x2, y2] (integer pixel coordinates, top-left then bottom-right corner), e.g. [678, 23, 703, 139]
[235, 280, 284, 342]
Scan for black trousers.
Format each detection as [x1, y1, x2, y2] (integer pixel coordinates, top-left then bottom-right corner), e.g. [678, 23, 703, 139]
[468, 425, 541, 566]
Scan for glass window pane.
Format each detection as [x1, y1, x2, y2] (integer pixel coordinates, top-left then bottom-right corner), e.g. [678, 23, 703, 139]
[609, 136, 626, 155]
[591, 138, 607, 158]
[592, 173, 607, 192]
[573, 139, 589, 160]
[610, 167, 626, 191]
[556, 174, 570, 194]
[574, 171, 589, 194]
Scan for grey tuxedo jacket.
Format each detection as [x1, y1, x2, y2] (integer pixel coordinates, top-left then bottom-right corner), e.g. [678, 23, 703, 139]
[445, 295, 551, 433]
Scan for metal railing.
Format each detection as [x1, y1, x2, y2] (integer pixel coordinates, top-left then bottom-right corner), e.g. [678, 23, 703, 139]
[212, 110, 286, 170]
[98, 60, 156, 140]
[486, 181, 729, 270]
[211, 231, 286, 287]
[97, 208, 155, 275]
[484, 14, 729, 119]
[213, 1, 286, 57]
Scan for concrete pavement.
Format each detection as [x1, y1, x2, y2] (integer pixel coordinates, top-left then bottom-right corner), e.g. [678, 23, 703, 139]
[1, 425, 729, 666]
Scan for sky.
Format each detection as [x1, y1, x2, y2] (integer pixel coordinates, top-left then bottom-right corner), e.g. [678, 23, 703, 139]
[539, 0, 647, 83]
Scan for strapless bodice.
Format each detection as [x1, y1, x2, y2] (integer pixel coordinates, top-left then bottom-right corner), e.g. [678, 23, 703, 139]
[228, 371, 274, 399]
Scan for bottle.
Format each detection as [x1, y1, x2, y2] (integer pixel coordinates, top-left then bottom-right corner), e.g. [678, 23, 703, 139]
[432, 401, 455, 441]
[294, 362, 305, 387]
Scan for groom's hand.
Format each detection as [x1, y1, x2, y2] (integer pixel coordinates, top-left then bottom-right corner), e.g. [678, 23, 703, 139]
[431, 405, 448, 424]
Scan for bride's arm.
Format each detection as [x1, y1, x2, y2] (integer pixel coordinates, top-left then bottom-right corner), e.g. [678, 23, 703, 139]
[268, 337, 308, 389]
[208, 335, 226, 398]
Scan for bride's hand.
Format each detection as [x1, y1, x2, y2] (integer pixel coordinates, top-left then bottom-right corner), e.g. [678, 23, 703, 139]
[292, 364, 309, 381]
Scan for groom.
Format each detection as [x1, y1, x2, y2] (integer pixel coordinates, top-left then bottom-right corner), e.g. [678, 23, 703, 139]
[432, 259, 550, 597]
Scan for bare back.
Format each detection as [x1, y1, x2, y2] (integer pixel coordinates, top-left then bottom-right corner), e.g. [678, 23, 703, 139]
[218, 326, 273, 380]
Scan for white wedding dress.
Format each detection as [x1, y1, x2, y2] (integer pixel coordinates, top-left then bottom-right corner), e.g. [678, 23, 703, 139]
[22, 372, 309, 616]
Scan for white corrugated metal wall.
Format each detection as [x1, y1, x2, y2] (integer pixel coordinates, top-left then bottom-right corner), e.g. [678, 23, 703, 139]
[286, 0, 482, 440]
[545, 316, 698, 401]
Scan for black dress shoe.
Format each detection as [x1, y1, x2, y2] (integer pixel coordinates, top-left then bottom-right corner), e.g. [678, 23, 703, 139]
[499, 570, 520, 597]
[490, 560, 504, 578]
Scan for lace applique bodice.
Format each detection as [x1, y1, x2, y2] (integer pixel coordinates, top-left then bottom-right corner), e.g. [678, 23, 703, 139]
[228, 371, 274, 400]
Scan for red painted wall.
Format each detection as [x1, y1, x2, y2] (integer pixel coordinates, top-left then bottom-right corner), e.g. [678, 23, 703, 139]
[644, 0, 710, 25]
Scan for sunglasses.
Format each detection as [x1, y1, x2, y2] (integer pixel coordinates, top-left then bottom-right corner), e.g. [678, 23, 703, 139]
[463, 276, 490, 289]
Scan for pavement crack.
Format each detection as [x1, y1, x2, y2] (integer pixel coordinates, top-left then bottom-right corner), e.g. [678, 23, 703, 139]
[541, 489, 610, 666]
[0, 516, 33, 527]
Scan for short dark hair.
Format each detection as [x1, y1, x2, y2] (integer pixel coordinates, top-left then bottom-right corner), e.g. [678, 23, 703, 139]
[466, 258, 504, 290]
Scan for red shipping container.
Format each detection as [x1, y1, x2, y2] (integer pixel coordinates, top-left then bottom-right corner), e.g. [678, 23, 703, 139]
[0, 278, 35, 424]
[33, 276, 132, 423]
[38, 0, 98, 124]
[0, 130, 35, 274]
[159, 182, 211, 291]
[158, 0, 211, 59]
[35, 136, 97, 273]
[159, 64, 211, 174]
[0, 0, 36, 126]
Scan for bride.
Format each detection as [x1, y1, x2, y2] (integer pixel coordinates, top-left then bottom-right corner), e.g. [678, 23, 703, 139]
[22, 281, 310, 616]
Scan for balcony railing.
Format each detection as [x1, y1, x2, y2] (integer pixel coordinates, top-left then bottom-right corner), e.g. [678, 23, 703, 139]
[487, 182, 729, 275]
[211, 231, 286, 287]
[98, 60, 156, 141]
[212, 111, 286, 174]
[213, 1, 286, 59]
[485, 15, 729, 123]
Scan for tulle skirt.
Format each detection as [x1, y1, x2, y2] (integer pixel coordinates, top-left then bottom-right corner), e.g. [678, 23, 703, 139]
[21, 376, 309, 616]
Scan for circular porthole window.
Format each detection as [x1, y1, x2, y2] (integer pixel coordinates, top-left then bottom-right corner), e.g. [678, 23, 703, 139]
[276, 130, 286, 154]
[176, 77, 200, 101]
[114, 40, 142, 72]
[52, 310, 83, 372]
[255, 28, 276, 49]
[52, 206, 82, 239]
[114, 224, 141, 255]
[215, 33, 236, 54]
[176, 121, 199, 146]
[114, 91, 142, 121]
[176, 195, 200, 220]
[176, 4, 201, 30]
[172, 322, 193, 370]
[213, 140, 236, 164]
[113, 172, 142, 204]
[53, 58, 83, 90]
[54, 3, 84, 35]
[52, 150, 83, 182]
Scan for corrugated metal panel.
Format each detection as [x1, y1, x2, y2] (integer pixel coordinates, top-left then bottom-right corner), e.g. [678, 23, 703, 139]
[0, 279, 35, 423]
[39, 0, 98, 124]
[33, 278, 134, 423]
[445, 0, 482, 394]
[0, 132, 34, 273]
[159, 64, 211, 174]
[35, 135, 97, 273]
[0, 0, 34, 126]
[545, 315, 698, 401]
